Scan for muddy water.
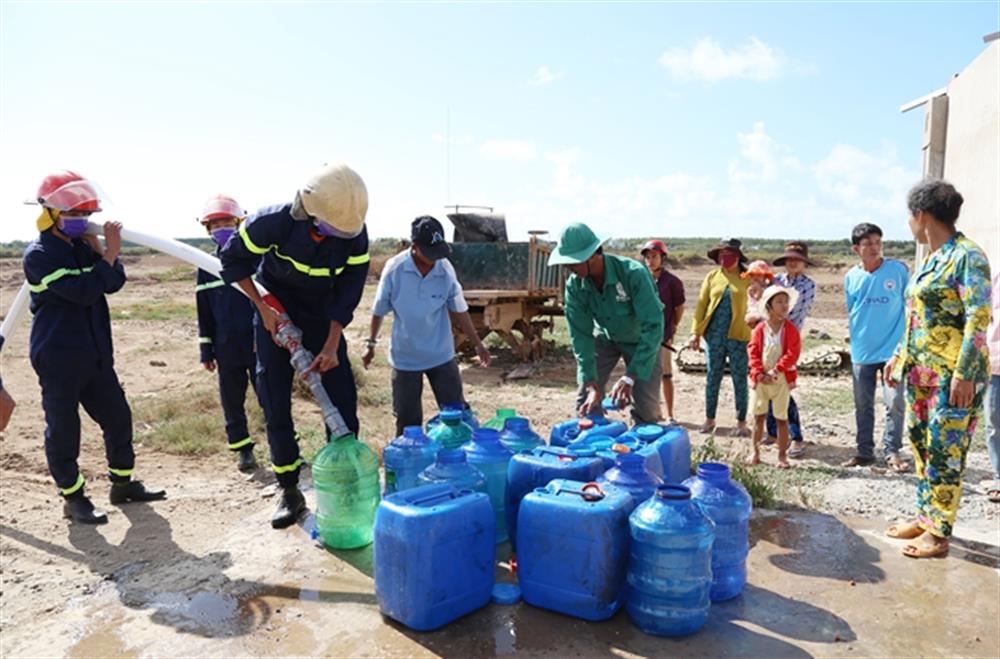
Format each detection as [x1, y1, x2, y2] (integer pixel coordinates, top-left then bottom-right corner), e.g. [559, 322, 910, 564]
[45, 511, 1000, 658]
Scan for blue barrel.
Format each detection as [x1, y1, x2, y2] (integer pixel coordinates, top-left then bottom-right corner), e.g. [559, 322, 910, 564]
[549, 415, 610, 447]
[383, 426, 441, 496]
[569, 420, 628, 449]
[505, 447, 604, 550]
[374, 483, 495, 631]
[594, 435, 643, 471]
[462, 428, 514, 544]
[626, 485, 715, 636]
[683, 462, 752, 601]
[498, 417, 545, 454]
[634, 424, 666, 443]
[518, 479, 633, 621]
[426, 401, 480, 433]
[599, 452, 663, 511]
[417, 449, 487, 493]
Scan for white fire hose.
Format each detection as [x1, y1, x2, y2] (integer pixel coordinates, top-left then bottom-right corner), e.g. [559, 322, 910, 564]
[0, 223, 351, 438]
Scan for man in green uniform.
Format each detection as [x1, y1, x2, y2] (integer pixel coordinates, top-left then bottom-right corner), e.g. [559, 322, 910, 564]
[548, 223, 664, 424]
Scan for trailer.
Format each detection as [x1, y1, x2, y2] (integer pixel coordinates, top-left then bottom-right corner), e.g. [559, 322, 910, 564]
[446, 209, 565, 362]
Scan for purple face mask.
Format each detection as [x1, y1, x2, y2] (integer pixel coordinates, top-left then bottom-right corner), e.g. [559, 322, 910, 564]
[60, 218, 89, 239]
[314, 221, 338, 238]
[211, 227, 236, 247]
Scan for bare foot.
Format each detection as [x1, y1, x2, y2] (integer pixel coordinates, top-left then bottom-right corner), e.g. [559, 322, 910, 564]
[744, 453, 761, 466]
[776, 458, 791, 469]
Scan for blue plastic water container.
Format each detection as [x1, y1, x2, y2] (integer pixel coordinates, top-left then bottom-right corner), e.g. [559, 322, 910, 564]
[518, 479, 633, 621]
[634, 425, 692, 484]
[626, 484, 715, 637]
[383, 426, 441, 496]
[374, 483, 495, 631]
[426, 402, 480, 433]
[594, 435, 642, 471]
[498, 417, 545, 454]
[598, 452, 663, 511]
[505, 447, 604, 550]
[569, 420, 628, 449]
[462, 428, 514, 544]
[417, 449, 487, 493]
[549, 415, 610, 447]
[683, 462, 752, 601]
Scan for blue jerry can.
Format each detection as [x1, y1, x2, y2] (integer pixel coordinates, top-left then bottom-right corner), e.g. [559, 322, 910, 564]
[518, 479, 633, 621]
[374, 483, 495, 631]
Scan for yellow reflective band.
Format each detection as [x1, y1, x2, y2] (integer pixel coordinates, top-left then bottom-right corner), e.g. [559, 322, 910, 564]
[228, 437, 253, 450]
[271, 458, 303, 474]
[60, 473, 85, 496]
[273, 251, 331, 277]
[238, 222, 271, 255]
[195, 280, 226, 292]
[199, 337, 213, 344]
[335, 266, 345, 276]
[346, 253, 370, 266]
[29, 266, 95, 293]
[108, 467, 134, 478]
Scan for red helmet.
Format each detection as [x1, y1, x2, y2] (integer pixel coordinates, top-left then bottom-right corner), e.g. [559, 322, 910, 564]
[640, 239, 668, 256]
[35, 170, 103, 213]
[199, 194, 243, 224]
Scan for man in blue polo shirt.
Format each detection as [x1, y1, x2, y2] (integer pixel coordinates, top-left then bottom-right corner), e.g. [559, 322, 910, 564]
[843, 222, 910, 471]
[363, 216, 491, 435]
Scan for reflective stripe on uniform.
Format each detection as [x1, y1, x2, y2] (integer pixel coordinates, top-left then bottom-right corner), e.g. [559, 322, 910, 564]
[239, 222, 271, 255]
[108, 467, 134, 478]
[228, 437, 253, 450]
[271, 458, 303, 474]
[334, 252, 370, 276]
[273, 251, 331, 277]
[199, 337, 213, 344]
[29, 266, 95, 293]
[60, 473, 85, 496]
[195, 280, 226, 292]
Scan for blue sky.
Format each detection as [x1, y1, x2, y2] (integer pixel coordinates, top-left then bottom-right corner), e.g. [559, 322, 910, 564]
[1, 2, 996, 242]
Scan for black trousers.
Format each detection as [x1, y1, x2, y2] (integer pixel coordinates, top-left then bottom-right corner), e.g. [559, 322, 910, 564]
[32, 353, 135, 494]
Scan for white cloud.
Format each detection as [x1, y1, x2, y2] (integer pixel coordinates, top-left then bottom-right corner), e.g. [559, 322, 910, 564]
[480, 139, 537, 161]
[658, 37, 809, 82]
[529, 65, 563, 87]
[527, 124, 918, 240]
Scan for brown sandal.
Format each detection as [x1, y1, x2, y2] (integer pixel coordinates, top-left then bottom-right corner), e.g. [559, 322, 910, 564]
[885, 520, 923, 539]
[902, 537, 949, 559]
[887, 455, 911, 474]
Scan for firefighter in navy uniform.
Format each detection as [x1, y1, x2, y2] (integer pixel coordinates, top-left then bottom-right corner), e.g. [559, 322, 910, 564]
[219, 163, 370, 529]
[23, 170, 166, 524]
[195, 195, 260, 473]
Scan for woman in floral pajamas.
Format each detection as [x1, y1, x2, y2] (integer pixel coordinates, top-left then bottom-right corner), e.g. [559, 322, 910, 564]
[887, 179, 992, 559]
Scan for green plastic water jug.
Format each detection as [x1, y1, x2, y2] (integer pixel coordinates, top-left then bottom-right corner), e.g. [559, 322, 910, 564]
[313, 433, 380, 549]
[483, 408, 517, 431]
[428, 409, 474, 450]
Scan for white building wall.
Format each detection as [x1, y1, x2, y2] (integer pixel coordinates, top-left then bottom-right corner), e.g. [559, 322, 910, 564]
[943, 40, 999, 269]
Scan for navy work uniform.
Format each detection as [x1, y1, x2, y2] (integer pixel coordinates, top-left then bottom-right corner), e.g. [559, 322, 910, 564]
[219, 203, 370, 487]
[196, 247, 260, 453]
[23, 231, 135, 495]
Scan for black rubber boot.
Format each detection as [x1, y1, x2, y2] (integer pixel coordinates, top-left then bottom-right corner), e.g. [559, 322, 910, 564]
[237, 447, 257, 473]
[271, 487, 305, 529]
[109, 480, 167, 505]
[63, 490, 108, 524]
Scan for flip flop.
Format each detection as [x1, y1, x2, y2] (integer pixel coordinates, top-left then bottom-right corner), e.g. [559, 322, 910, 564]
[762, 436, 776, 446]
[732, 426, 751, 438]
[698, 423, 716, 435]
[788, 443, 806, 459]
[887, 455, 911, 474]
[987, 488, 1000, 504]
[902, 538, 949, 559]
[885, 521, 923, 539]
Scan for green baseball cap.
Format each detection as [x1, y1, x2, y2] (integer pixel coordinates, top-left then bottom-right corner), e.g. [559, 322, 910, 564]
[547, 222, 610, 266]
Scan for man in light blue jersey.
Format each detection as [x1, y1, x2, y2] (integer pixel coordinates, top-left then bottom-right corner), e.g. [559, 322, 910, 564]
[843, 223, 910, 471]
[363, 216, 491, 436]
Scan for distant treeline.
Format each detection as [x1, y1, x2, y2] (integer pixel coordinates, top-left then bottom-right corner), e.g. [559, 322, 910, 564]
[1, 235, 914, 266]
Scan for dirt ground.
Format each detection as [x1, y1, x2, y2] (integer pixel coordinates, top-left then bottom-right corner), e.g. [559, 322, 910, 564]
[1, 253, 998, 658]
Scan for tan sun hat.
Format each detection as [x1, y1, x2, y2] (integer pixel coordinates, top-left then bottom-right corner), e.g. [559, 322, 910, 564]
[299, 163, 368, 238]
